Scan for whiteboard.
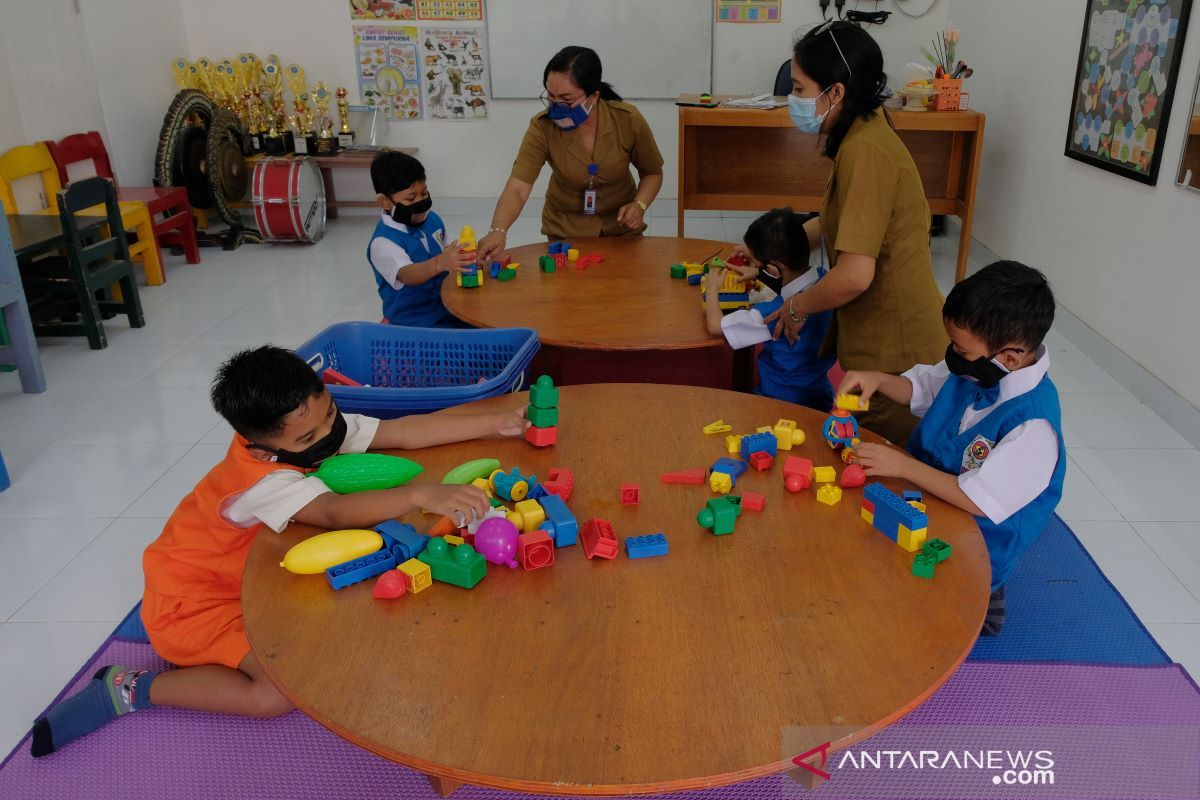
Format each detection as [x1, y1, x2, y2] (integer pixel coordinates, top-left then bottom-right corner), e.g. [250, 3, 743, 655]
[486, 0, 712, 100]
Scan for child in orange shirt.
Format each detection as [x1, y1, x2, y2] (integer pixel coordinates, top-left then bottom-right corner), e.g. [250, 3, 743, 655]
[32, 345, 527, 757]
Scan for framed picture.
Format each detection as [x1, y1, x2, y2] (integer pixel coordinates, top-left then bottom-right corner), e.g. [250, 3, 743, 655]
[1064, 0, 1193, 185]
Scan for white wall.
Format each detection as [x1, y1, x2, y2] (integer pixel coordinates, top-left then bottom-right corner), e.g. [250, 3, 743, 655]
[952, 0, 1200, 409]
[0, 38, 24, 153]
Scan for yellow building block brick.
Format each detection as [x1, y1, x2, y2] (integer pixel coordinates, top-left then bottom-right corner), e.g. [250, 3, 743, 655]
[861, 509, 875, 525]
[835, 393, 870, 411]
[897, 526, 928, 553]
[816, 484, 842, 505]
[908, 501, 927, 513]
[443, 534, 465, 546]
[398, 558, 432, 593]
[567, 248, 580, 261]
[756, 426, 773, 434]
[471, 477, 492, 496]
[812, 466, 837, 483]
[710, 471, 733, 495]
[773, 418, 805, 450]
[725, 434, 744, 454]
[507, 499, 546, 532]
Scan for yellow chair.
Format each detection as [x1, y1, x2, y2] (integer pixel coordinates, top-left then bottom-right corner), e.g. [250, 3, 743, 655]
[0, 143, 164, 286]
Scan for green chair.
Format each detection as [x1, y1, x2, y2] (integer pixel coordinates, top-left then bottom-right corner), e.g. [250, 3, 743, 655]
[19, 176, 144, 349]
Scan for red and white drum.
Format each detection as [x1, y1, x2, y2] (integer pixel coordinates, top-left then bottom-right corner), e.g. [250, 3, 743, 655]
[251, 157, 326, 243]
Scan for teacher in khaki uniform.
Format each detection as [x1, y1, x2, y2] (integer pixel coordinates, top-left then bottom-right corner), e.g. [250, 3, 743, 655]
[763, 22, 948, 444]
[477, 46, 664, 262]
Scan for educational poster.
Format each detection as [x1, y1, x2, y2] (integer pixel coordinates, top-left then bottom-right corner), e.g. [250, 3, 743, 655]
[354, 25, 423, 120]
[1065, 0, 1193, 184]
[416, 0, 483, 21]
[421, 27, 488, 120]
[716, 0, 781, 23]
[348, 0, 416, 21]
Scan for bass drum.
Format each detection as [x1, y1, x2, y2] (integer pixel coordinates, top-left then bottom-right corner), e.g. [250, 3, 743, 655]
[251, 157, 327, 243]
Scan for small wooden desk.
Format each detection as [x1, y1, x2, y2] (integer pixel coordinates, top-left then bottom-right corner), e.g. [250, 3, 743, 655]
[243, 384, 990, 797]
[677, 106, 986, 281]
[6, 214, 65, 260]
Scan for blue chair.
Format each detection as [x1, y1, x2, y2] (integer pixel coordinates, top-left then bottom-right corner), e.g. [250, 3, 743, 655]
[0, 213, 46, 392]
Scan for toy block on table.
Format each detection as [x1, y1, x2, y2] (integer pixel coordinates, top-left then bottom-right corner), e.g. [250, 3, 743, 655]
[543, 467, 574, 500]
[489, 261, 502, 279]
[783, 455, 813, 492]
[417, 538, 486, 589]
[897, 525, 927, 553]
[661, 467, 706, 485]
[459, 225, 478, 250]
[670, 263, 687, 279]
[862, 483, 929, 545]
[526, 404, 559, 428]
[741, 490, 766, 511]
[375, 520, 431, 561]
[529, 374, 559, 409]
[822, 409, 860, 450]
[625, 533, 668, 559]
[548, 241, 572, 255]
[725, 434, 744, 454]
[835, 393, 870, 412]
[923, 538, 952, 563]
[580, 518, 618, 560]
[703, 419, 732, 435]
[518, 530, 555, 570]
[739, 431, 778, 462]
[912, 552, 937, 579]
[397, 558, 432, 593]
[507, 498, 547, 533]
[444, 534, 465, 546]
[489, 468, 532, 501]
[749, 452, 774, 471]
[327, 549, 397, 590]
[773, 419, 805, 450]
[909, 501, 927, 512]
[620, 483, 640, 505]
[497, 268, 517, 281]
[840, 464, 866, 488]
[525, 426, 558, 447]
[372, 570, 407, 599]
[697, 496, 742, 535]
[537, 493, 578, 547]
[567, 248, 579, 261]
[903, 491, 923, 502]
[812, 466, 837, 484]
[710, 456, 747, 494]
[553, 252, 567, 269]
[710, 471, 733, 495]
[496, 256, 512, 268]
[538, 254, 557, 273]
[816, 485, 843, 505]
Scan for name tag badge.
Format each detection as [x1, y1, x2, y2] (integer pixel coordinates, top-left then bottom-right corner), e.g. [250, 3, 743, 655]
[583, 187, 597, 215]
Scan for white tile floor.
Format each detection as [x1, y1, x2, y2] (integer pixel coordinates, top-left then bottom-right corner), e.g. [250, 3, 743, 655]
[1, 210, 1199, 758]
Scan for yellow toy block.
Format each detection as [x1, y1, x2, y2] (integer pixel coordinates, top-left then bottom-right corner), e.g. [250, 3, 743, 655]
[507, 499, 546, 532]
[835, 393, 870, 412]
[812, 466, 836, 483]
[398, 558, 432, 593]
[773, 419, 805, 450]
[861, 508, 875, 524]
[471, 477, 492, 496]
[816, 484, 842, 505]
[459, 225, 477, 252]
[709, 471, 732, 495]
[567, 248, 579, 261]
[682, 261, 705, 276]
[908, 501, 927, 513]
[444, 534, 465, 546]
[507, 261, 521, 270]
[756, 426, 773, 434]
[725, 434, 744, 454]
[897, 526, 928, 553]
[703, 419, 732, 435]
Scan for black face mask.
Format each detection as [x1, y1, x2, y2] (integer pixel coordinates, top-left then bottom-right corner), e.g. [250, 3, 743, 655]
[247, 411, 347, 469]
[390, 195, 433, 227]
[757, 266, 784, 295]
[944, 344, 1018, 389]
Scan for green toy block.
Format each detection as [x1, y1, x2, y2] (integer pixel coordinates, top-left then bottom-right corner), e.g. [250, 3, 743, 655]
[697, 495, 742, 536]
[461, 273, 481, 288]
[912, 552, 937, 579]
[670, 263, 687, 279]
[529, 374, 559, 409]
[923, 538, 952, 563]
[539, 255, 557, 273]
[526, 404, 559, 428]
[708, 257, 726, 269]
[418, 538, 486, 588]
[497, 268, 517, 281]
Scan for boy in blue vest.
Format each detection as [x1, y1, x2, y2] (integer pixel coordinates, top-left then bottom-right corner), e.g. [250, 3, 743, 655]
[705, 208, 835, 410]
[369, 152, 475, 327]
[837, 261, 1064, 636]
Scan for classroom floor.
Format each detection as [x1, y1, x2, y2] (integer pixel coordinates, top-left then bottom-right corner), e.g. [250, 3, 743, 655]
[1, 211, 1198, 759]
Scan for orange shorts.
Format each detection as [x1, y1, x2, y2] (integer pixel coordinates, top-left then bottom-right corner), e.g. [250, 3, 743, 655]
[141, 590, 251, 670]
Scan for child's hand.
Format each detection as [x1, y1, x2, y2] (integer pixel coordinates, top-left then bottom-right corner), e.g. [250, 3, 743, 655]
[495, 407, 530, 437]
[437, 242, 480, 274]
[705, 267, 728, 292]
[837, 371, 884, 404]
[853, 442, 915, 479]
[411, 483, 490, 526]
[728, 243, 758, 267]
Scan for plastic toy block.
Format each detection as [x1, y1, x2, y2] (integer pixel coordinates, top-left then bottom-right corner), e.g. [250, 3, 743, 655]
[458, 272, 481, 288]
[497, 268, 517, 281]
[497, 256, 512, 268]
[749, 452, 775, 471]
[553, 252, 567, 269]
[897, 525, 927, 553]
[489, 261, 502, 279]
[543, 467, 574, 501]
[518, 530, 555, 570]
[741, 490, 766, 511]
[459, 225, 478, 251]
[661, 467, 706, 485]
[321, 368, 362, 387]
[588, 253, 603, 263]
[525, 425, 558, 447]
[397, 558, 432, 593]
[372, 570, 407, 599]
[443, 534, 465, 546]
[783, 455, 813, 492]
[903, 491, 923, 502]
[670, 263, 687, 279]
[923, 538, 952, 563]
[860, 508, 875, 525]
[840, 464, 867, 488]
[580, 518, 619, 560]
[374, 520, 431, 561]
[687, 272, 705, 286]
[625, 533, 668, 559]
[912, 552, 937, 579]
[862, 483, 929, 544]
[756, 426, 773, 433]
[489, 468, 531, 502]
[427, 515, 459, 538]
[909, 501, 927, 513]
[812, 466, 837, 484]
[703, 419, 732, 435]
[697, 496, 742, 535]
[823, 409, 860, 450]
[327, 549, 397, 590]
[529, 374, 559, 409]
[726, 434, 744, 454]
[471, 476, 493, 496]
[835, 393, 870, 412]
[417, 538, 486, 589]
[620, 483, 640, 505]
[537, 493, 578, 547]
[816, 485, 841, 505]
[709, 471, 733, 495]
[739, 431, 778, 462]
[726, 252, 748, 267]
[548, 241, 572, 255]
[567, 248, 579, 261]
[526, 404, 560, 428]
[538, 254, 557, 273]
[712, 457, 748, 479]
[507, 499, 547, 533]
[528, 483, 548, 501]
[772, 419, 805, 450]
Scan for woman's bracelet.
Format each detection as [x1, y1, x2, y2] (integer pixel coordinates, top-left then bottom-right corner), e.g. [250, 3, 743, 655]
[488, 226, 507, 234]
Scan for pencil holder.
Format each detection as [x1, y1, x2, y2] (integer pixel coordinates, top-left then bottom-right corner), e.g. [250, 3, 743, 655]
[933, 78, 963, 111]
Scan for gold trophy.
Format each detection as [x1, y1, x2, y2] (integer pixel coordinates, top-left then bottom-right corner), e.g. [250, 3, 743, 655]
[291, 92, 317, 154]
[336, 87, 355, 148]
[260, 58, 291, 154]
[311, 82, 337, 154]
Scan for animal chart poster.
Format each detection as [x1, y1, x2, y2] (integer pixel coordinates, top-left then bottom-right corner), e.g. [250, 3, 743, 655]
[421, 27, 488, 120]
[349, 0, 416, 21]
[716, 0, 781, 23]
[416, 0, 483, 21]
[354, 25, 423, 120]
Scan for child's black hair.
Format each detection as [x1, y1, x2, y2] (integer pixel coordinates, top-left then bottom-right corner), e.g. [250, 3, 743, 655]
[211, 346, 325, 440]
[370, 151, 426, 197]
[743, 208, 812, 275]
[543, 46, 622, 102]
[943, 261, 1056, 353]
[793, 21, 888, 158]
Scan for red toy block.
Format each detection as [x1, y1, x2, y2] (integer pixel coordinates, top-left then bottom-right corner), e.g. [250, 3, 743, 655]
[783, 455, 814, 493]
[525, 425, 558, 447]
[580, 518, 618, 560]
[742, 491, 766, 511]
[321, 368, 362, 387]
[749, 452, 775, 471]
[553, 252, 567, 269]
[620, 483, 640, 504]
[661, 468, 706, 484]
[372, 570, 407, 599]
[497, 256, 512, 268]
[862, 498, 876, 514]
[518, 530, 555, 571]
[840, 464, 867, 488]
[543, 467, 575, 500]
[427, 515, 460, 538]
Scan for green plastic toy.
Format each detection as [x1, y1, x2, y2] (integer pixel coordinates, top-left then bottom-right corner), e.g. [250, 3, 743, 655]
[529, 374, 559, 410]
[912, 552, 937, 579]
[418, 538, 486, 588]
[313, 453, 423, 494]
[442, 458, 501, 485]
[697, 496, 742, 535]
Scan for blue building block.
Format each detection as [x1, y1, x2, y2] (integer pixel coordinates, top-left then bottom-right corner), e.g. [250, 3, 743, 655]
[739, 431, 779, 462]
[625, 533, 668, 559]
[548, 242, 572, 255]
[711, 456, 748, 480]
[326, 549, 397, 590]
[537, 493, 578, 547]
[375, 519, 431, 561]
[863, 483, 929, 542]
[903, 491, 923, 503]
[687, 272, 704, 286]
[528, 483, 548, 501]
[489, 260, 502, 279]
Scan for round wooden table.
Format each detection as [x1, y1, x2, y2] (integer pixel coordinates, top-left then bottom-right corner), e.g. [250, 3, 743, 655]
[243, 384, 990, 797]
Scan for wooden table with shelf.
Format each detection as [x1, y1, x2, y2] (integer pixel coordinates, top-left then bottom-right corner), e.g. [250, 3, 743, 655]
[242, 383, 990, 797]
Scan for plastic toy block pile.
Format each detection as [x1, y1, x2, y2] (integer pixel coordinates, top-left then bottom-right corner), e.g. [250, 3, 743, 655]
[538, 241, 603, 273]
[670, 253, 754, 312]
[455, 228, 603, 290]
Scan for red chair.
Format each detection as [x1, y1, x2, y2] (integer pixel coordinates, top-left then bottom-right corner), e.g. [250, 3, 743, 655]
[44, 131, 200, 265]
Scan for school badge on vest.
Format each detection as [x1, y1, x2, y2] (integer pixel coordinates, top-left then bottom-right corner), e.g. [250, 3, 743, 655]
[962, 434, 995, 473]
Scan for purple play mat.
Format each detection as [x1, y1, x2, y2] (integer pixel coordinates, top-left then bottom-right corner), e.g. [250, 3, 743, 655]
[2, 639, 1198, 800]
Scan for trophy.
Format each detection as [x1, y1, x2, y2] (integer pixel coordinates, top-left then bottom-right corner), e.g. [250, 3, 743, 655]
[336, 87, 355, 148]
[292, 92, 318, 154]
[311, 82, 337, 154]
[260, 59, 292, 155]
[171, 57, 193, 90]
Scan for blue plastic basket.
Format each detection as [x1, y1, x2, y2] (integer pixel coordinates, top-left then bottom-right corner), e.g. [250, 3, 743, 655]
[294, 322, 540, 418]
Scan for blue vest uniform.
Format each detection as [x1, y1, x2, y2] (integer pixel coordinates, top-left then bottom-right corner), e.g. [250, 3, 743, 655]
[908, 374, 1066, 590]
[367, 212, 459, 327]
[751, 270, 835, 410]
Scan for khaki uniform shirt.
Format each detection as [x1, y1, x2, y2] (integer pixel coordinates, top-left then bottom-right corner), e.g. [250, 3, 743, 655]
[511, 99, 664, 240]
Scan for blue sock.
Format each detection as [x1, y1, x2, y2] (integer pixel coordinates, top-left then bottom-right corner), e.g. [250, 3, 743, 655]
[31, 665, 156, 757]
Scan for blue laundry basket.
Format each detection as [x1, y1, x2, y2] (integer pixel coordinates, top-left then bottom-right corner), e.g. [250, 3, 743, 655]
[294, 322, 540, 418]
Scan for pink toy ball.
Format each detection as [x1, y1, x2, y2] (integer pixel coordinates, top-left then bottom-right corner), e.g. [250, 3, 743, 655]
[474, 517, 520, 569]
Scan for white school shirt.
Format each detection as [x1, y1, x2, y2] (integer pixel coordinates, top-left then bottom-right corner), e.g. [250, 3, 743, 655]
[718, 269, 822, 350]
[903, 347, 1059, 525]
[368, 212, 446, 290]
[219, 414, 381, 533]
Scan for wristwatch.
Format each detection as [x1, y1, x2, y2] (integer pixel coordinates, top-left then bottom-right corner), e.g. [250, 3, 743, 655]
[634, 200, 647, 212]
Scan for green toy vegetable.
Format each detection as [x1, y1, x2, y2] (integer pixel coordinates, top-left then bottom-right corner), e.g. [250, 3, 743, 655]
[441, 457, 501, 485]
[313, 453, 423, 494]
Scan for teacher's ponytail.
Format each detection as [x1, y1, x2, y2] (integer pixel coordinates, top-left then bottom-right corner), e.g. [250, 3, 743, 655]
[544, 46, 624, 102]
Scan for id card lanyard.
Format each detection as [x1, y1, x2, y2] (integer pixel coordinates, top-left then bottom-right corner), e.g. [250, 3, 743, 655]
[583, 162, 598, 215]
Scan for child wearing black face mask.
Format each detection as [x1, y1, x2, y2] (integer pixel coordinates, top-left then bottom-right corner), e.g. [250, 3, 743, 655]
[837, 261, 1064, 637]
[368, 151, 476, 327]
[704, 208, 835, 410]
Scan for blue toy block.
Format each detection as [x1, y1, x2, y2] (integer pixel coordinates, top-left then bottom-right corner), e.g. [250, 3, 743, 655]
[687, 272, 704, 286]
[374, 519, 431, 561]
[903, 491, 923, 503]
[711, 456, 748, 480]
[625, 533, 668, 559]
[739, 431, 779, 462]
[462, 261, 478, 275]
[528, 483, 548, 501]
[326, 549, 397, 590]
[489, 260, 502, 279]
[537, 493, 578, 547]
[548, 242, 573, 255]
[863, 483, 929, 542]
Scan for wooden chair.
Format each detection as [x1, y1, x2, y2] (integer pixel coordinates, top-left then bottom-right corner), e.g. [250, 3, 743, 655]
[19, 177, 144, 350]
[0, 214, 45, 391]
[0, 142, 166, 286]
[46, 132, 200, 265]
